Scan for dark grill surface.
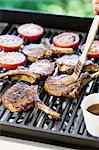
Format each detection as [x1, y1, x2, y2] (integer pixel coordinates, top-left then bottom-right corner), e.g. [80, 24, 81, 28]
[0, 19, 99, 149]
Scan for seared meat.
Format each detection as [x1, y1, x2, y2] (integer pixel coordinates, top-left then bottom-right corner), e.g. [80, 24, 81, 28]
[50, 44, 74, 54]
[22, 43, 53, 62]
[56, 54, 78, 74]
[43, 38, 74, 55]
[12, 74, 36, 84]
[63, 73, 91, 98]
[63, 71, 99, 98]
[56, 54, 99, 74]
[29, 59, 55, 77]
[44, 74, 76, 97]
[2, 82, 60, 118]
[12, 59, 55, 81]
[0, 59, 55, 83]
[0, 70, 39, 84]
[83, 61, 99, 72]
[22, 39, 74, 63]
[22, 44, 45, 62]
[44, 72, 99, 98]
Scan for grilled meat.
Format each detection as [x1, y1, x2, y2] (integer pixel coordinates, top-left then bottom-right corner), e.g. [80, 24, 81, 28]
[50, 45, 74, 54]
[29, 59, 55, 77]
[0, 59, 55, 83]
[63, 71, 99, 98]
[2, 82, 60, 118]
[12, 74, 36, 84]
[22, 39, 74, 63]
[83, 61, 99, 72]
[13, 59, 55, 81]
[44, 72, 98, 98]
[63, 73, 92, 98]
[44, 74, 76, 97]
[56, 54, 99, 74]
[56, 54, 78, 74]
[0, 70, 39, 84]
[22, 43, 53, 62]
[43, 38, 74, 55]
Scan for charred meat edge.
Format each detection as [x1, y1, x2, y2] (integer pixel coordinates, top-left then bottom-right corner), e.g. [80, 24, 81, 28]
[2, 83, 60, 118]
[0, 70, 40, 83]
[44, 72, 99, 98]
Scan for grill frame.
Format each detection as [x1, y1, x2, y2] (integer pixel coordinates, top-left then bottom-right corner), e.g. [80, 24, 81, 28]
[0, 8, 99, 149]
[0, 8, 93, 32]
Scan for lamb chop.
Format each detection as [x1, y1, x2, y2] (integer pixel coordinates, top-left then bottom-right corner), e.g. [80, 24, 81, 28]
[28, 59, 55, 77]
[56, 54, 99, 74]
[13, 59, 55, 82]
[22, 43, 52, 62]
[22, 39, 74, 62]
[44, 71, 99, 98]
[63, 71, 99, 98]
[2, 82, 60, 118]
[42, 38, 74, 55]
[0, 60, 55, 83]
[0, 69, 39, 84]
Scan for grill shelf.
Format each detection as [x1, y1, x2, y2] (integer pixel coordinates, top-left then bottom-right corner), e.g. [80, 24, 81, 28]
[0, 9, 99, 149]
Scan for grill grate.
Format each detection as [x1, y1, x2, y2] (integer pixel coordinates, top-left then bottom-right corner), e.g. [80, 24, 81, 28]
[0, 22, 99, 149]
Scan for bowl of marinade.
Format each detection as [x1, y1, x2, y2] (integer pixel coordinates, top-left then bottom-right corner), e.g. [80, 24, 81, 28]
[81, 93, 99, 137]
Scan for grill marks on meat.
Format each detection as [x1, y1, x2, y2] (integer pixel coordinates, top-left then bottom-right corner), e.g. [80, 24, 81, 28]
[2, 82, 60, 118]
[63, 73, 92, 98]
[44, 73, 92, 98]
[29, 59, 55, 77]
[2, 83, 34, 112]
[44, 74, 72, 96]
[22, 44, 47, 62]
[22, 43, 53, 62]
[0, 70, 39, 84]
[0, 60, 55, 83]
[42, 38, 74, 55]
[56, 54, 78, 74]
[22, 38, 74, 63]
[83, 61, 99, 72]
[50, 45, 74, 54]
[56, 54, 99, 74]
[12, 74, 36, 84]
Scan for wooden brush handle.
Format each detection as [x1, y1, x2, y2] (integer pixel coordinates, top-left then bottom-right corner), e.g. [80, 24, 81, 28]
[79, 15, 99, 64]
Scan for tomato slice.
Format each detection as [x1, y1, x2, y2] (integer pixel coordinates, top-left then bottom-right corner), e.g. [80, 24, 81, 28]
[0, 35, 23, 51]
[0, 52, 26, 69]
[52, 32, 79, 48]
[81, 40, 99, 58]
[17, 23, 44, 40]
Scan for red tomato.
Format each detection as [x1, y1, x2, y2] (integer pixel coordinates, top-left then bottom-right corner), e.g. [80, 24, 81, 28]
[0, 35, 23, 51]
[52, 32, 79, 48]
[0, 52, 26, 69]
[17, 23, 44, 40]
[81, 40, 99, 58]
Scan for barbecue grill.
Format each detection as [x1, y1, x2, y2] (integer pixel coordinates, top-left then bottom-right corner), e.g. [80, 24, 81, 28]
[0, 8, 99, 149]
